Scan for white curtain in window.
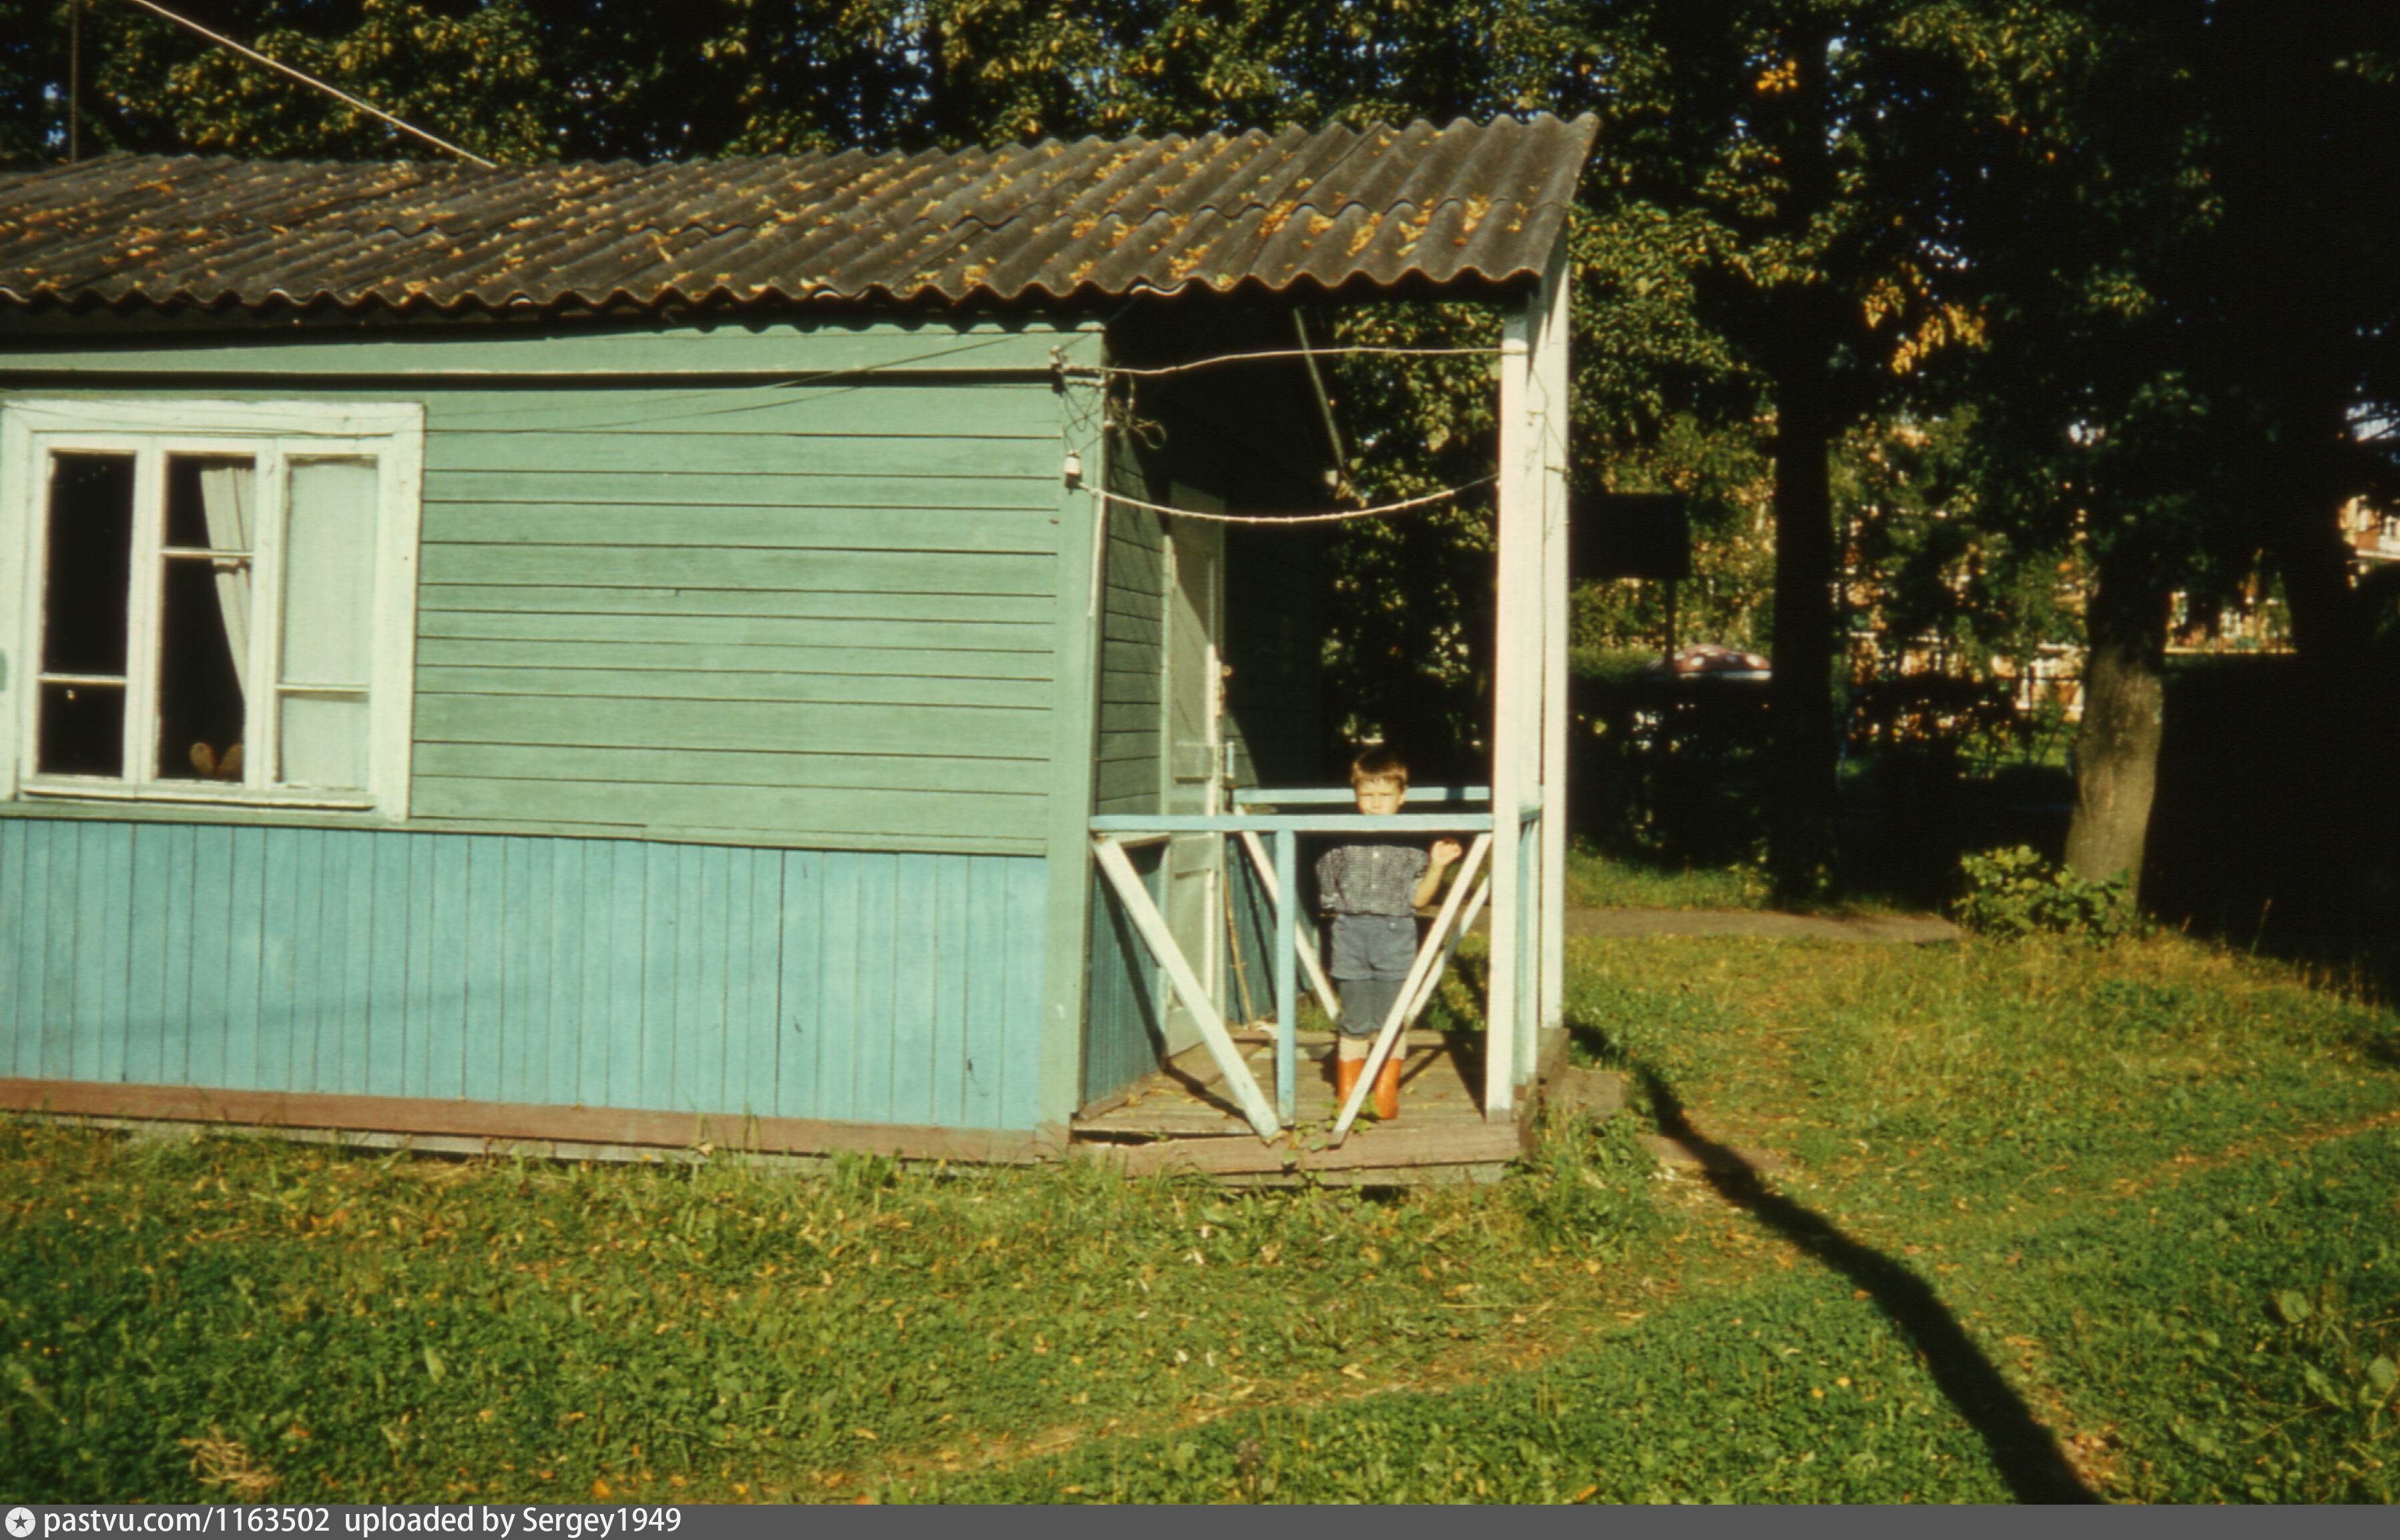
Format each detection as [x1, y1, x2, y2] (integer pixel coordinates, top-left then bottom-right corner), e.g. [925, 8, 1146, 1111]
[196, 463, 255, 693]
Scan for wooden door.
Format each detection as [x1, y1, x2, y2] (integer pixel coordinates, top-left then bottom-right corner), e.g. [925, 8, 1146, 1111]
[1160, 515, 1224, 1049]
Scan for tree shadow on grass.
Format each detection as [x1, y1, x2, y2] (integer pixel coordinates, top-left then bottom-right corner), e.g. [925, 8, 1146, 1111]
[1630, 1065, 2102, 1505]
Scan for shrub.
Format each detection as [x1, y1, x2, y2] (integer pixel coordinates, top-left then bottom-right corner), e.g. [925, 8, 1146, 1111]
[1955, 845, 2137, 940]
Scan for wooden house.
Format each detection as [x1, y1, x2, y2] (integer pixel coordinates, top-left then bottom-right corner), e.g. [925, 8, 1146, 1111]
[0, 115, 1592, 1176]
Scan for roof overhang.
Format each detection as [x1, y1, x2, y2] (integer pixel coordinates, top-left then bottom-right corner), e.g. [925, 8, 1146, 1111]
[0, 115, 1598, 320]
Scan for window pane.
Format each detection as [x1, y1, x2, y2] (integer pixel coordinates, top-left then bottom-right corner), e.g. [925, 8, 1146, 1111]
[41, 453, 134, 676]
[278, 695, 367, 790]
[163, 455, 256, 550]
[156, 556, 249, 781]
[282, 459, 376, 689]
[37, 682, 124, 776]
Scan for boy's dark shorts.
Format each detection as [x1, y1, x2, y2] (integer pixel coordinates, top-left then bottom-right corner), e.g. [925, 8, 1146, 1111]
[1329, 913, 1417, 982]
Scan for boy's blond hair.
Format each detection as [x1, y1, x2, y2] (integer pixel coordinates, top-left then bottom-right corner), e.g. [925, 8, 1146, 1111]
[1349, 745, 1410, 791]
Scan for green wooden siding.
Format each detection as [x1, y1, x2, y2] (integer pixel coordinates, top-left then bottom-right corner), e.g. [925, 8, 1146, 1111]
[412, 378, 1063, 847]
[0, 316, 1069, 377]
[0, 817, 1046, 1130]
[0, 320, 1089, 854]
[1093, 502, 1167, 814]
[1222, 838, 1281, 1028]
[1082, 494, 1171, 1103]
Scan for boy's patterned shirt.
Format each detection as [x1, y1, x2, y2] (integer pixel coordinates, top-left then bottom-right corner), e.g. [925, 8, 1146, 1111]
[1315, 839, 1430, 917]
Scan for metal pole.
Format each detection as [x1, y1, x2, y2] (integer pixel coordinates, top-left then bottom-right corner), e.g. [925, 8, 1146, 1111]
[1273, 828, 1299, 1124]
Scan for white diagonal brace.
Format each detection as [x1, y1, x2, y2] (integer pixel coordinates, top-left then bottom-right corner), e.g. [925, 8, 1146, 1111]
[1236, 829, 1341, 1020]
[1092, 835, 1281, 1141]
[1400, 870, 1493, 1028]
[1327, 875, 1488, 1145]
[1330, 833, 1492, 1143]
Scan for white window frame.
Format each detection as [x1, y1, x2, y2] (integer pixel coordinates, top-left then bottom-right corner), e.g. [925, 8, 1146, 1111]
[0, 398, 422, 817]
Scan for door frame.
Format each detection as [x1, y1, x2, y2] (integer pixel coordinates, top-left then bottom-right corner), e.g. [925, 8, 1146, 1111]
[1159, 507, 1226, 1051]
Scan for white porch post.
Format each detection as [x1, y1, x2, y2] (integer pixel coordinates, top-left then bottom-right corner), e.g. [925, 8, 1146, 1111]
[1489, 236, 1573, 1118]
[1536, 240, 1573, 1040]
[1486, 279, 1543, 1119]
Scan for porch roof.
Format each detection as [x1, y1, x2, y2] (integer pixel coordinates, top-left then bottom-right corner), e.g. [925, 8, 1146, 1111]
[0, 115, 1596, 317]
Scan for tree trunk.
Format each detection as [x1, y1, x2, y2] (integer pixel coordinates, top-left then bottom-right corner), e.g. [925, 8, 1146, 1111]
[1761, 23, 1843, 903]
[2064, 544, 2172, 899]
[1767, 340, 1839, 899]
[2212, 0, 2364, 676]
[2257, 473, 2369, 945]
[2260, 472, 2365, 671]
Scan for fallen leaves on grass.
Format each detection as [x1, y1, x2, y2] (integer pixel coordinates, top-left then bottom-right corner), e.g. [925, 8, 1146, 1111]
[180, 1430, 278, 1499]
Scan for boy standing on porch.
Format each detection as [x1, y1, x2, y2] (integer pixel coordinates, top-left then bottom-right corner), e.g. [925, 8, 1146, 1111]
[1316, 747, 1462, 1120]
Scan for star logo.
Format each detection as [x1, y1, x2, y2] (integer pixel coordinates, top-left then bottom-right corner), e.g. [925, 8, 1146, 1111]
[5, 1507, 35, 1539]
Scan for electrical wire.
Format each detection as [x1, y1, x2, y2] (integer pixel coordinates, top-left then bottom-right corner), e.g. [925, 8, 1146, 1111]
[1099, 475, 1496, 525]
[53, 23, 1521, 533]
[111, 0, 497, 167]
[1067, 344, 1507, 379]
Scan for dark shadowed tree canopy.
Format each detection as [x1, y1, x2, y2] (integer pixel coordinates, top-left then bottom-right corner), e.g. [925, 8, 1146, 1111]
[5, 0, 2397, 905]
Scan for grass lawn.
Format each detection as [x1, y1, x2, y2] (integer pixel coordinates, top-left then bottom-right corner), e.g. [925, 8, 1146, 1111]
[1564, 845, 1773, 911]
[5, 927, 2397, 1503]
[1559, 845, 1908, 917]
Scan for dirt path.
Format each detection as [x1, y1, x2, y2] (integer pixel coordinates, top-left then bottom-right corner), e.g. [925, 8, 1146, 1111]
[1564, 907, 1959, 944]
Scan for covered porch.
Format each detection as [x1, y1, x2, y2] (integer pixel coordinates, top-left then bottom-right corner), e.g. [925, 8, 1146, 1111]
[1069, 220, 1580, 1170]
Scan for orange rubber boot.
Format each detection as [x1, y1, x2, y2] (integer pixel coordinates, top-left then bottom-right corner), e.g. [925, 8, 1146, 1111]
[1335, 1054, 1364, 1108]
[1372, 1056, 1401, 1121]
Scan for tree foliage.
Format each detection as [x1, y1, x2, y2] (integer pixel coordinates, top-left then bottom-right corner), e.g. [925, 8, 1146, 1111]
[1562, 0, 2033, 892]
[5, 0, 2398, 895]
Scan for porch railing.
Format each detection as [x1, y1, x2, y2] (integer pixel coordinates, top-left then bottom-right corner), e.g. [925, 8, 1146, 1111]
[1090, 786, 1532, 1142]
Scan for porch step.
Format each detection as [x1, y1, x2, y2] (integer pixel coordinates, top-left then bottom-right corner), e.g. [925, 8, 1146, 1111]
[1541, 1064, 1626, 1121]
[1081, 1118, 1530, 1182]
[1074, 1042, 1488, 1140]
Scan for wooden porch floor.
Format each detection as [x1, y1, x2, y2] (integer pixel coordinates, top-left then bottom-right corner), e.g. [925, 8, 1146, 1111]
[1070, 1032, 1541, 1184]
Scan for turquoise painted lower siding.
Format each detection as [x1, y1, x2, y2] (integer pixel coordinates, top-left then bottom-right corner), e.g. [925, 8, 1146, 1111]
[1224, 845, 1281, 1028]
[0, 818, 1046, 1132]
[1082, 847, 1166, 1106]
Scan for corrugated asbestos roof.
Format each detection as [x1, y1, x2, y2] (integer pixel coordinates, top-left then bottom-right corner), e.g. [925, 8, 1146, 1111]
[0, 115, 1595, 314]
